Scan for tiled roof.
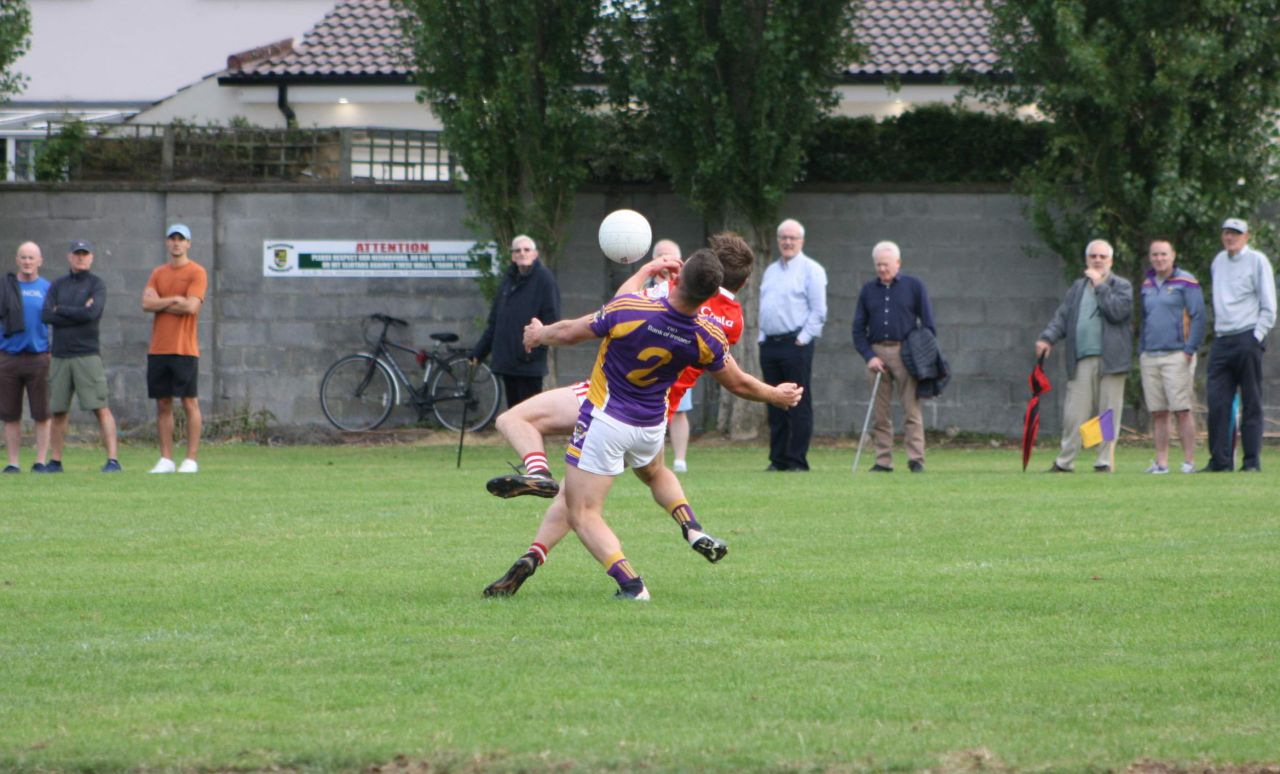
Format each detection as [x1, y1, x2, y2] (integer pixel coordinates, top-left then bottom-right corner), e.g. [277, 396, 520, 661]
[222, 0, 413, 82]
[221, 0, 994, 84]
[848, 0, 998, 78]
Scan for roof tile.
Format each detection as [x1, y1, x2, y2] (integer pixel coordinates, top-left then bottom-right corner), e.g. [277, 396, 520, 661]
[225, 0, 994, 82]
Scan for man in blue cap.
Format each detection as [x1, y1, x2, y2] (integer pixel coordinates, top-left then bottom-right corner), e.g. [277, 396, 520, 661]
[42, 239, 120, 472]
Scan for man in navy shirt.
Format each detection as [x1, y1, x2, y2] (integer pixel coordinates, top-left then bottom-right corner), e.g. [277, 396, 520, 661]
[852, 241, 935, 472]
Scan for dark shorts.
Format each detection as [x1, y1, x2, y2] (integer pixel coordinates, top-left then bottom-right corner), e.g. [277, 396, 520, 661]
[0, 351, 51, 422]
[147, 354, 199, 399]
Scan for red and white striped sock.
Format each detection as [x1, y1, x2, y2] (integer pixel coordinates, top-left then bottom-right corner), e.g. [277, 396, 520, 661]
[528, 542, 549, 565]
[522, 451, 550, 477]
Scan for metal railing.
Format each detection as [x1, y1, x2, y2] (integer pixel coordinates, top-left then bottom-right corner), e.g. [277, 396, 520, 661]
[29, 123, 456, 184]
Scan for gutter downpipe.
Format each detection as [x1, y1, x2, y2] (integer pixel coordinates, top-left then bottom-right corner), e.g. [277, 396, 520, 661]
[277, 83, 297, 128]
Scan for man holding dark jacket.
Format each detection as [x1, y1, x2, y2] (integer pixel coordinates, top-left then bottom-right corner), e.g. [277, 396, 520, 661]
[42, 240, 120, 472]
[471, 235, 561, 409]
[853, 240, 936, 473]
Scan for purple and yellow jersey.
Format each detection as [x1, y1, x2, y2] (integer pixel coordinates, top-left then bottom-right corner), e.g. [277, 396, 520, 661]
[584, 292, 729, 427]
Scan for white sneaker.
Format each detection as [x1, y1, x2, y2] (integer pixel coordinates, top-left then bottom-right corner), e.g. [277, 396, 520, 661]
[149, 458, 176, 474]
[177, 458, 199, 473]
[1180, 461, 1196, 474]
[672, 459, 688, 473]
[1145, 463, 1169, 475]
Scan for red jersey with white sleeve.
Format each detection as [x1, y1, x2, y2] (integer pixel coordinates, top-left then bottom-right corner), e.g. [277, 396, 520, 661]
[666, 288, 743, 419]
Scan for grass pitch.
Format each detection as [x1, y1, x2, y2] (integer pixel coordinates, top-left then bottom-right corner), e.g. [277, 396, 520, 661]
[1, 441, 1277, 772]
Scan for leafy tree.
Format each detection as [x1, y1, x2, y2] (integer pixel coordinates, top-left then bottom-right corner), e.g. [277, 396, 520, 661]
[977, 0, 1280, 284]
[398, 0, 602, 275]
[0, 0, 32, 102]
[602, 0, 859, 438]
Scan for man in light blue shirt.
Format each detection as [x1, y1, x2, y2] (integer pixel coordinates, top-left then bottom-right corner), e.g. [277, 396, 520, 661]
[1204, 218, 1276, 472]
[758, 218, 827, 471]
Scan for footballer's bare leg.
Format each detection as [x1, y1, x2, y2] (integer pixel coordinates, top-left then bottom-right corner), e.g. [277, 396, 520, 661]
[564, 464, 648, 599]
[487, 385, 579, 499]
[483, 489, 574, 597]
[632, 457, 728, 563]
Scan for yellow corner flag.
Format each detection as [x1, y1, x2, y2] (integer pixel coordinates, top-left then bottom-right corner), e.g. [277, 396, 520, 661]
[1079, 409, 1116, 449]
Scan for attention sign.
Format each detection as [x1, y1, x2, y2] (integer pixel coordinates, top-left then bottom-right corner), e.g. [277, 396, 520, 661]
[263, 240, 494, 278]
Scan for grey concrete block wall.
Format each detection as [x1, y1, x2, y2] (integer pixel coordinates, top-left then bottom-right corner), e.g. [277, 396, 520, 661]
[4, 183, 1276, 438]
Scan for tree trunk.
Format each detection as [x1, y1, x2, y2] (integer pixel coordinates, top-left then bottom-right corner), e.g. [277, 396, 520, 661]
[719, 217, 772, 441]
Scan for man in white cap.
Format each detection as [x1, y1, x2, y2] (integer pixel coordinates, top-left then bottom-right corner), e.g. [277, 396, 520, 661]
[1203, 218, 1275, 472]
[141, 223, 208, 474]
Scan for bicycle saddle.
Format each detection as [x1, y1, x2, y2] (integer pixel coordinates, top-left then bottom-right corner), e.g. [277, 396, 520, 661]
[431, 332, 459, 343]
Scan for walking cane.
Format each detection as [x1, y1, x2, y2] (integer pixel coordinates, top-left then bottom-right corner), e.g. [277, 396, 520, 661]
[456, 359, 479, 469]
[852, 369, 884, 474]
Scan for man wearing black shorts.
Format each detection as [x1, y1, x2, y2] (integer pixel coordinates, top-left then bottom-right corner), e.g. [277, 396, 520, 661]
[141, 224, 208, 474]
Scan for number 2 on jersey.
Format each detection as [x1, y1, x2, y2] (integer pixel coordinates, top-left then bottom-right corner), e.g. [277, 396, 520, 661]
[626, 346, 673, 387]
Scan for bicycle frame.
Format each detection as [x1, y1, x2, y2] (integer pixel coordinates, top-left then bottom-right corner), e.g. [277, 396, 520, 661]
[322, 313, 500, 433]
[363, 338, 434, 412]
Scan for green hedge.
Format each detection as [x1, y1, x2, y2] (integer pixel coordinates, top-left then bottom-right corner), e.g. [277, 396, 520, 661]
[585, 105, 1047, 186]
[802, 105, 1048, 184]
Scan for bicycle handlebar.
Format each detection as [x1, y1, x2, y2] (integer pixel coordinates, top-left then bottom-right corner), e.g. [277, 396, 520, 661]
[371, 313, 409, 328]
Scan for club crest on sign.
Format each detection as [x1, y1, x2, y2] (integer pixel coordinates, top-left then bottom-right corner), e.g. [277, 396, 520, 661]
[266, 243, 295, 273]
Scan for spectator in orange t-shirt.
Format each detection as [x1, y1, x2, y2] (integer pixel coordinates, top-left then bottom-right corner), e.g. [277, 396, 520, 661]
[141, 224, 208, 474]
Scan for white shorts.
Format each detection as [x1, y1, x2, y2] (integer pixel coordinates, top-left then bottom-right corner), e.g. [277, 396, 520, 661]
[566, 408, 666, 476]
[572, 379, 589, 405]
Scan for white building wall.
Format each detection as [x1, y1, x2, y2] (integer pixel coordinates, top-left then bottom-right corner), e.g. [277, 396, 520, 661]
[16, 0, 334, 102]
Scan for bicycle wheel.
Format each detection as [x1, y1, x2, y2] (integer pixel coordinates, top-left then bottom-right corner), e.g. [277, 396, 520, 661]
[429, 357, 501, 432]
[320, 354, 396, 431]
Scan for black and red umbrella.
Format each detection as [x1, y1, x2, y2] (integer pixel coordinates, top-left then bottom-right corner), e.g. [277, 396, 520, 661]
[1021, 355, 1052, 471]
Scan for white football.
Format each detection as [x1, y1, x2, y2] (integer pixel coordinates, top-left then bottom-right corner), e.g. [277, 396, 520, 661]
[598, 209, 652, 264]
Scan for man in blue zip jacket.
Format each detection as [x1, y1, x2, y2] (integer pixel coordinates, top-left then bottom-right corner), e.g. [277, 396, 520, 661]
[471, 234, 561, 410]
[1138, 238, 1206, 474]
[42, 240, 121, 473]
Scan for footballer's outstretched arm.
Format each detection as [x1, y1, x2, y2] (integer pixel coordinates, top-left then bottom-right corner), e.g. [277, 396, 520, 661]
[710, 355, 803, 410]
[614, 255, 683, 297]
[523, 313, 598, 352]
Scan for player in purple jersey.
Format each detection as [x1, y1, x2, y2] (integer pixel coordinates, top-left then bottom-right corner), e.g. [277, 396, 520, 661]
[483, 249, 803, 601]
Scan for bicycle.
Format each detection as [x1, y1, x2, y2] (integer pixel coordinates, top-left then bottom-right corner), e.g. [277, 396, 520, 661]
[319, 313, 501, 433]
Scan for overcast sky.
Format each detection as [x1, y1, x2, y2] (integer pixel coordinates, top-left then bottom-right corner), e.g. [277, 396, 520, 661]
[14, 0, 335, 103]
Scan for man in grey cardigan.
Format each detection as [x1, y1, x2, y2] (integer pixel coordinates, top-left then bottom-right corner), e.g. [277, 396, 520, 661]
[1035, 239, 1134, 472]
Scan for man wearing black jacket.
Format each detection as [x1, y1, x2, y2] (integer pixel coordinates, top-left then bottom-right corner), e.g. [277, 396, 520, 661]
[41, 240, 120, 473]
[471, 234, 561, 409]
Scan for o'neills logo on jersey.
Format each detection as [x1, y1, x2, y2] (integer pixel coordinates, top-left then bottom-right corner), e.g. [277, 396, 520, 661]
[700, 305, 736, 330]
